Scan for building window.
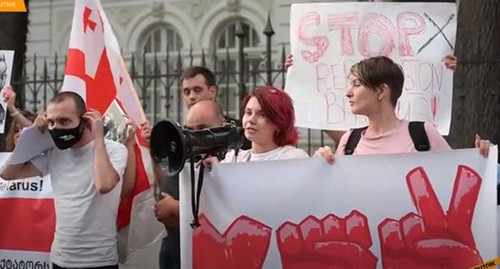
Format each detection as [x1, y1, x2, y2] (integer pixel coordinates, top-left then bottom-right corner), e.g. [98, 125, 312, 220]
[138, 24, 184, 122]
[214, 21, 261, 118]
[217, 22, 260, 48]
[143, 24, 183, 53]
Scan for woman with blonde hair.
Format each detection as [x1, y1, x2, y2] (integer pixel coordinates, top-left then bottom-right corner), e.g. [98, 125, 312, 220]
[314, 56, 491, 161]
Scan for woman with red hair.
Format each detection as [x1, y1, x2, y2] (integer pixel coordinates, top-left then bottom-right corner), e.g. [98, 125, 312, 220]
[220, 86, 309, 163]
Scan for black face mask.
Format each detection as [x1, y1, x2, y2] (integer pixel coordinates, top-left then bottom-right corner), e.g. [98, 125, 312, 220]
[48, 120, 85, 150]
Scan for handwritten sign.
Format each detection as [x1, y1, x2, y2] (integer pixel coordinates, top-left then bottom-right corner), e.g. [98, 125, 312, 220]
[286, 3, 457, 134]
[179, 147, 498, 268]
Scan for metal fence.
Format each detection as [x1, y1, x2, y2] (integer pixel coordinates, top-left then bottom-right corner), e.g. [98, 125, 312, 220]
[12, 21, 329, 155]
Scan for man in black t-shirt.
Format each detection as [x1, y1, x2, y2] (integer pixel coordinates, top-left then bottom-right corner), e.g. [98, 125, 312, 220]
[153, 100, 226, 269]
[153, 66, 250, 269]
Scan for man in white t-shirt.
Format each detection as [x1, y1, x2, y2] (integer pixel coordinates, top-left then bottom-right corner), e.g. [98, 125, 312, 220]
[1, 92, 127, 269]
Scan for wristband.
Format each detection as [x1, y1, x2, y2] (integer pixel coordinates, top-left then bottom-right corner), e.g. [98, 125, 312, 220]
[10, 110, 19, 117]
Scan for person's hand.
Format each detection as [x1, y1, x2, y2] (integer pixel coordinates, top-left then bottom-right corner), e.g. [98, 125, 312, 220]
[140, 121, 152, 147]
[202, 156, 220, 171]
[284, 54, 293, 71]
[2, 85, 16, 112]
[474, 134, 491, 158]
[444, 54, 457, 71]
[161, 215, 179, 230]
[82, 109, 104, 140]
[313, 145, 335, 164]
[124, 117, 138, 147]
[34, 113, 48, 133]
[154, 192, 178, 222]
[378, 166, 483, 268]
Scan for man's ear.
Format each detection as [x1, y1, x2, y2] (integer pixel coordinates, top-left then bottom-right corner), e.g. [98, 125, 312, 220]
[81, 117, 90, 128]
[209, 85, 217, 98]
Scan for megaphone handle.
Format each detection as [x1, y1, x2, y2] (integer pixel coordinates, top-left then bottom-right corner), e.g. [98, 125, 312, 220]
[189, 156, 204, 229]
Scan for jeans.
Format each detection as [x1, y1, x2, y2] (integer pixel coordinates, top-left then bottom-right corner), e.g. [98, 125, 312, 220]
[159, 229, 181, 269]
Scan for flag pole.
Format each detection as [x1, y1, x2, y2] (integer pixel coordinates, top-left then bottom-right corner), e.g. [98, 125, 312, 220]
[117, 55, 159, 196]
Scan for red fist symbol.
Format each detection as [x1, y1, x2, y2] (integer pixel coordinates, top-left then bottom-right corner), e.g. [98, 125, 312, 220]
[193, 214, 272, 269]
[277, 211, 378, 268]
[378, 165, 483, 268]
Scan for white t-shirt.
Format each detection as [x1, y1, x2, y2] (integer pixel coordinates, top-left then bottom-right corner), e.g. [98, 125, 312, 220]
[222, 145, 309, 163]
[33, 139, 127, 267]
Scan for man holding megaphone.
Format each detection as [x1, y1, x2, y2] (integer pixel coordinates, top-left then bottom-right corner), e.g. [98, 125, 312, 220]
[151, 100, 229, 269]
[139, 66, 248, 269]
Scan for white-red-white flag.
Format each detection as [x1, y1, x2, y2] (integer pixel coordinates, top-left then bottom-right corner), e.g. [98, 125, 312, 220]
[0, 152, 54, 267]
[62, 0, 165, 262]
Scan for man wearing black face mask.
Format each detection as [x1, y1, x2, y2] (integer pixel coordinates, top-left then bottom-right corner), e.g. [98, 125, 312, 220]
[0, 91, 128, 269]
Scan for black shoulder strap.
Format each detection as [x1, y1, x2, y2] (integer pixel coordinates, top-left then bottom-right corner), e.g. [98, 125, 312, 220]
[408, 121, 430, 151]
[344, 127, 367, 155]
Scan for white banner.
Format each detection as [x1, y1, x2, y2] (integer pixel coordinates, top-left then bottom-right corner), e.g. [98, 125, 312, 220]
[0, 153, 54, 266]
[180, 147, 498, 268]
[286, 2, 457, 134]
[0, 250, 51, 269]
[0, 177, 51, 199]
[0, 152, 52, 199]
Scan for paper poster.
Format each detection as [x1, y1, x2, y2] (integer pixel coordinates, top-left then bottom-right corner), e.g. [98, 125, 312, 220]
[286, 3, 457, 134]
[0, 50, 15, 133]
[103, 100, 130, 145]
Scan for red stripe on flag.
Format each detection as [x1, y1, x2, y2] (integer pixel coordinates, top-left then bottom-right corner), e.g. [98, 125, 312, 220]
[66, 48, 116, 114]
[117, 144, 151, 228]
[65, 49, 86, 79]
[0, 198, 55, 252]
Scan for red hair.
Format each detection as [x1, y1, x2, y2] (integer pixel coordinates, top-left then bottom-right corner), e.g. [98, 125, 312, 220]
[241, 86, 299, 146]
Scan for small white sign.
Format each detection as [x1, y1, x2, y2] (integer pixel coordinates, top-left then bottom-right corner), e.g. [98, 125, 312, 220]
[0, 50, 15, 134]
